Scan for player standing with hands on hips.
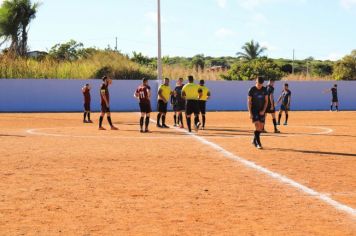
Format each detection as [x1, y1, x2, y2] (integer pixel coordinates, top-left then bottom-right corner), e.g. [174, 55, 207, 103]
[99, 76, 118, 130]
[248, 76, 268, 149]
[324, 84, 339, 112]
[198, 80, 211, 130]
[82, 83, 93, 123]
[277, 83, 292, 126]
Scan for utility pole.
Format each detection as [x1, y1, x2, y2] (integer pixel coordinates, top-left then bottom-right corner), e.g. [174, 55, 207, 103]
[115, 37, 118, 51]
[292, 49, 295, 74]
[157, 0, 163, 82]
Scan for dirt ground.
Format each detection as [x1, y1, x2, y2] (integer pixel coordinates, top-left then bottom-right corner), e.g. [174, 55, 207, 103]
[0, 112, 355, 235]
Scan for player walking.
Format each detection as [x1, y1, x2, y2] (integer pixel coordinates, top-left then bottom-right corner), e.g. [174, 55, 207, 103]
[99, 76, 118, 130]
[264, 80, 280, 133]
[248, 76, 268, 149]
[277, 83, 292, 126]
[82, 83, 93, 123]
[171, 78, 185, 128]
[182, 76, 202, 133]
[134, 78, 152, 133]
[326, 84, 339, 112]
[157, 78, 172, 128]
[198, 80, 211, 130]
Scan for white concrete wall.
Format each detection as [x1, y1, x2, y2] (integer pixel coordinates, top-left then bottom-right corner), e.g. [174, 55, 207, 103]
[0, 79, 355, 112]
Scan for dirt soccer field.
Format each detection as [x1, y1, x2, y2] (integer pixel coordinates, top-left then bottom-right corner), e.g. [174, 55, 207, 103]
[0, 112, 355, 235]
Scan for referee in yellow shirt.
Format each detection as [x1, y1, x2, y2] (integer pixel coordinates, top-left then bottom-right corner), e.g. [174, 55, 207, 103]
[157, 78, 172, 128]
[198, 80, 211, 130]
[182, 76, 203, 132]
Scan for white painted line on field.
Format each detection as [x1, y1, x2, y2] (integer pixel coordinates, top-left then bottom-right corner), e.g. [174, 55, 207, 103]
[152, 119, 355, 219]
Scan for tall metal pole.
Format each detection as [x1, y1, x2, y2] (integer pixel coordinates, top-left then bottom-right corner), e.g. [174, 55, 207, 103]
[292, 49, 295, 74]
[157, 0, 163, 82]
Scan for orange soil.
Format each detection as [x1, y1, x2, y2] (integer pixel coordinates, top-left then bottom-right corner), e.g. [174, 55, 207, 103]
[0, 112, 355, 235]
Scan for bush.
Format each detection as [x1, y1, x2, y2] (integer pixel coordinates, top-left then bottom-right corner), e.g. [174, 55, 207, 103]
[222, 58, 284, 81]
[332, 50, 356, 80]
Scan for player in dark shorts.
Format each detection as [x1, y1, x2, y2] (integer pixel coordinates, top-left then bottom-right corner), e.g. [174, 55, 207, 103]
[157, 78, 172, 128]
[134, 78, 152, 133]
[263, 80, 280, 133]
[171, 78, 185, 128]
[182, 75, 203, 132]
[82, 83, 93, 123]
[326, 84, 339, 112]
[248, 76, 268, 149]
[198, 80, 211, 130]
[277, 83, 292, 126]
[99, 76, 118, 130]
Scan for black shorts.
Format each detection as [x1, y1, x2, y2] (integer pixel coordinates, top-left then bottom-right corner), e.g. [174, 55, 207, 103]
[265, 104, 275, 113]
[101, 104, 110, 113]
[251, 112, 266, 123]
[84, 103, 91, 111]
[332, 98, 338, 103]
[157, 100, 168, 113]
[139, 102, 152, 113]
[186, 100, 199, 116]
[173, 101, 185, 112]
[280, 104, 289, 111]
[198, 100, 207, 114]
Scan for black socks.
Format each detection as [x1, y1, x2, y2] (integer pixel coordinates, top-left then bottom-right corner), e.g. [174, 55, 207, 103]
[145, 117, 150, 130]
[84, 112, 87, 121]
[278, 114, 282, 124]
[187, 116, 192, 132]
[87, 112, 90, 120]
[254, 131, 261, 146]
[194, 116, 200, 126]
[157, 113, 162, 125]
[107, 116, 113, 127]
[285, 114, 289, 123]
[273, 119, 277, 130]
[140, 117, 144, 129]
[179, 113, 183, 126]
[99, 116, 103, 127]
[174, 114, 177, 125]
[202, 115, 206, 127]
[162, 115, 166, 125]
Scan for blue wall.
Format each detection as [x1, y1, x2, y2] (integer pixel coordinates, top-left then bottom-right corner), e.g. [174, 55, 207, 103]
[0, 79, 355, 112]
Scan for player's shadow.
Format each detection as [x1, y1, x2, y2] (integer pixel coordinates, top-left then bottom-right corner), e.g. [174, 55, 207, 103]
[0, 134, 26, 138]
[269, 148, 356, 158]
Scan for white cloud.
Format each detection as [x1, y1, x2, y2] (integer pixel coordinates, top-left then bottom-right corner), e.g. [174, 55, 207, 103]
[215, 27, 236, 38]
[216, 0, 227, 8]
[340, 0, 356, 9]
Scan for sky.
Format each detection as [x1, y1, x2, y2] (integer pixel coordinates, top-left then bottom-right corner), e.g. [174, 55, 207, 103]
[1, 0, 356, 60]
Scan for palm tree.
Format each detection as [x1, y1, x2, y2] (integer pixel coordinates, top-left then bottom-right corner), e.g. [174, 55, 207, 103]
[236, 40, 266, 61]
[0, 0, 40, 56]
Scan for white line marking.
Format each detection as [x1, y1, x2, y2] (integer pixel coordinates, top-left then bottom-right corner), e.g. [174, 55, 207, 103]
[152, 119, 355, 219]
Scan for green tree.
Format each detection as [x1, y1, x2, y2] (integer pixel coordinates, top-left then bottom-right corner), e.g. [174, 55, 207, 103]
[48, 40, 94, 61]
[333, 50, 356, 80]
[191, 54, 205, 72]
[131, 51, 153, 66]
[236, 40, 266, 61]
[222, 58, 283, 81]
[0, 0, 40, 56]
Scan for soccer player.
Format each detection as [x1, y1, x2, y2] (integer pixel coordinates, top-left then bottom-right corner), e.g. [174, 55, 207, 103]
[157, 78, 172, 128]
[198, 80, 211, 130]
[264, 80, 280, 133]
[171, 78, 185, 128]
[182, 75, 202, 132]
[134, 78, 152, 133]
[82, 83, 93, 123]
[99, 76, 118, 130]
[277, 83, 292, 126]
[326, 84, 339, 112]
[248, 76, 268, 149]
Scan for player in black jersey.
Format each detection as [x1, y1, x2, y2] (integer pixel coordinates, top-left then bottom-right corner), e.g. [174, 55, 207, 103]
[277, 83, 292, 126]
[264, 80, 280, 133]
[325, 84, 339, 112]
[248, 76, 268, 149]
[171, 78, 185, 128]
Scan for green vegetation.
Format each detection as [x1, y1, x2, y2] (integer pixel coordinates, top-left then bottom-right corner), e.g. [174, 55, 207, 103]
[333, 50, 356, 80]
[236, 40, 266, 61]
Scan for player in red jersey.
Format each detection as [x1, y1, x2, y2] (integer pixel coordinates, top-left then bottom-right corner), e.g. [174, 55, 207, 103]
[82, 83, 93, 123]
[99, 76, 118, 130]
[134, 78, 152, 133]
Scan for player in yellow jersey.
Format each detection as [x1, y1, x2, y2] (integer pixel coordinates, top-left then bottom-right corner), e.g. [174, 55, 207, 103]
[198, 80, 211, 130]
[157, 78, 172, 128]
[182, 76, 203, 132]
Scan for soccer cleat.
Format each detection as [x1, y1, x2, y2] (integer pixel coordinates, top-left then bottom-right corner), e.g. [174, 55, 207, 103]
[87, 120, 93, 123]
[173, 124, 178, 127]
[201, 126, 205, 130]
[274, 129, 281, 133]
[283, 122, 288, 126]
[156, 124, 163, 128]
[277, 122, 280, 126]
[144, 129, 150, 133]
[99, 127, 106, 130]
[111, 126, 119, 130]
[180, 125, 184, 129]
[256, 144, 263, 149]
[162, 124, 170, 128]
[140, 129, 144, 133]
[195, 122, 201, 131]
[261, 129, 267, 133]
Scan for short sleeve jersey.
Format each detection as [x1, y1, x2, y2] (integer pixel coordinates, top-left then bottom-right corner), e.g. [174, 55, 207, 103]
[136, 85, 151, 104]
[100, 83, 110, 105]
[281, 89, 291, 105]
[182, 83, 201, 100]
[248, 86, 268, 112]
[158, 84, 171, 102]
[199, 86, 210, 101]
[266, 85, 274, 105]
[83, 88, 91, 104]
[331, 87, 338, 99]
[172, 85, 184, 104]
